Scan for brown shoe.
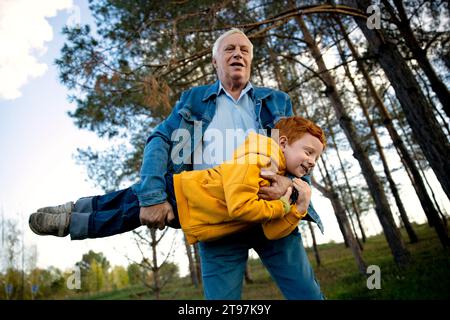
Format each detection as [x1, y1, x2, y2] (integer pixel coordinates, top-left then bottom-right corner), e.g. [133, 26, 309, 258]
[29, 202, 74, 237]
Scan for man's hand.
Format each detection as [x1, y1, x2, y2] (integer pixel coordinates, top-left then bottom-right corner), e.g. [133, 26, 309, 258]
[139, 201, 175, 230]
[258, 170, 293, 200]
[292, 178, 311, 214]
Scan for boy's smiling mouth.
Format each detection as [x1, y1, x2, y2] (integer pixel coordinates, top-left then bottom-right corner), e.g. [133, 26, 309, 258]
[300, 163, 314, 175]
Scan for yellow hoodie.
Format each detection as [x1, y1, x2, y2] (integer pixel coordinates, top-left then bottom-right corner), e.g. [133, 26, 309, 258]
[173, 132, 307, 244]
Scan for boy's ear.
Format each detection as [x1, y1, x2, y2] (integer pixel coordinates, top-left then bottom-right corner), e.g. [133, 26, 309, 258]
[279, 135, 288, 150]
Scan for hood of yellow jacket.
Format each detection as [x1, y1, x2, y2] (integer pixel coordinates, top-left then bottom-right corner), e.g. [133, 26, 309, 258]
[229, 132, 286, 175]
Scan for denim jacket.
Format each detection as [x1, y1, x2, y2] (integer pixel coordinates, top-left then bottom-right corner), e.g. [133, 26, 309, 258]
[132, 80, 323, 233]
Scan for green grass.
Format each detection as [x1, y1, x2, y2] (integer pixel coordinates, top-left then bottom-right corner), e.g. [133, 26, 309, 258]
[72, 279, 205, 300]
[309, 222, 450, 300]
[73, 222, 450, 300]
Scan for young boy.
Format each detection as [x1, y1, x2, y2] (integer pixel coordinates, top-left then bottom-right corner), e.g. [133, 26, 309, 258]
[175, 116, 325, 244]
[29, 116, 325, 243]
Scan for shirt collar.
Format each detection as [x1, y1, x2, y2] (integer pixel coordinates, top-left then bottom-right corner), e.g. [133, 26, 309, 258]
[218, 82, 254, 102]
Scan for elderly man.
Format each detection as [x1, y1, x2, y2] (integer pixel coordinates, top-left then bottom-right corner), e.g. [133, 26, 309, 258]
[30, 29, 324, 300]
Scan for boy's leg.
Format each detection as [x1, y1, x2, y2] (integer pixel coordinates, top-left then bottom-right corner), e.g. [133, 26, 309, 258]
[198, 230, 253, 300]
[254, 228, 324, 300]
[30, 187, 142, 240]
[71, 187, 142, 240]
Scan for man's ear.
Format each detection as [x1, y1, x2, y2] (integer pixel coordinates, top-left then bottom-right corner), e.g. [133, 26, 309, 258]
[279, 136, 288, 150]
[212, 57, 217, 69]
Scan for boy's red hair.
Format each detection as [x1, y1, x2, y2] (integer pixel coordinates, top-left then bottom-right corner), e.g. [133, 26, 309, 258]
[274, 116, 326, 148]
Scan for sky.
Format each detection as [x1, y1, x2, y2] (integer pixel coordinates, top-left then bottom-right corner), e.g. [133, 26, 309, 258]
[0, 0, 448, 278]
[0, 0, 166, 275]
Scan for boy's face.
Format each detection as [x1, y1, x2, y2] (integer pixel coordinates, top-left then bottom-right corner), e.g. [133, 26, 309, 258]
[280, 133, 324, 177]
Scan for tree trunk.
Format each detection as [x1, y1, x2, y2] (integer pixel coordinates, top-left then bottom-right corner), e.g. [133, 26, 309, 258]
[294, 12, 410, 266]
[325, 106, 367, 243]
[322, 149, 364, 250]
[382, 0, 450, 117]
[336, 15, 448, 247]
[308, 221, 321, 267]
[387, 92, 449, 245]
[313, 171, 367, 275]
[255, 63, 267, 87]
[347, 209, 364, 251]
[414, 69, 450, 137]
[193, 243, 202, 285]
[268, 45, 290, 93]
[150, 229, 160, 300]
[415, 162, 448, 232]
[316, 158, 350, 248]
[333, 32, 418, 244]
[349, 0, 450, 205]
[183, 235, 199, 288]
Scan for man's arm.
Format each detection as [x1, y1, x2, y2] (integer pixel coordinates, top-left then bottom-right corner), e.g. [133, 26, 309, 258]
[133, 92, 188, 228]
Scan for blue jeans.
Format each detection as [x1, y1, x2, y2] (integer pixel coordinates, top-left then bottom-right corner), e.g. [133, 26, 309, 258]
[199, 225, 324, 300]
[69, 187, 143, 239]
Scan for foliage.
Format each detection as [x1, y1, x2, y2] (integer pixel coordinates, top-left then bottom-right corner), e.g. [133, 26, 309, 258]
[76, 250, 110, 292]
[110, 265, 129, 290]
[127, 262, 142, 286]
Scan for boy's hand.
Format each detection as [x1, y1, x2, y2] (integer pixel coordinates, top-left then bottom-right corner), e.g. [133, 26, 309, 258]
[140, 202, 175, 230]
[280, 186, 293, 204]
[279, 186, 293, 213]
[292, 178, 311, 214]
[258, 171, 292, 200]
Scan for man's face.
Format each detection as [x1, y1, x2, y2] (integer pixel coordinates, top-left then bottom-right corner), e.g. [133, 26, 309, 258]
[213, 33, 253, 88]
[280, 133, 324, 178]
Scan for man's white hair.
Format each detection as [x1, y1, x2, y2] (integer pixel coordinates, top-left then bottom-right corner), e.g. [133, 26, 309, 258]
[212, 28, 253, 59]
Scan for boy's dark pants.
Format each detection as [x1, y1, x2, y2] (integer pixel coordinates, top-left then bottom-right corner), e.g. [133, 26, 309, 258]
[69, 178, 179, 240]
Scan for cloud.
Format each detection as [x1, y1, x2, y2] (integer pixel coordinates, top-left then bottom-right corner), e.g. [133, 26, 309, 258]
[0, 0, 74, 100]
